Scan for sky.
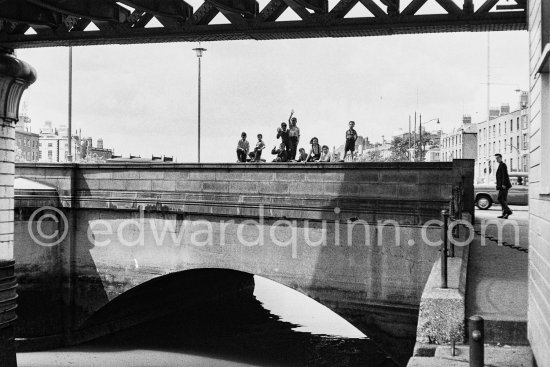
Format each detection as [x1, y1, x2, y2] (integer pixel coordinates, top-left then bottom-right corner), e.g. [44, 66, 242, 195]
[15, 1, 529, 163]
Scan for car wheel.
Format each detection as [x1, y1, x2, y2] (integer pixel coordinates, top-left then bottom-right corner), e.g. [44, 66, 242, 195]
[476, 195, 492, 210]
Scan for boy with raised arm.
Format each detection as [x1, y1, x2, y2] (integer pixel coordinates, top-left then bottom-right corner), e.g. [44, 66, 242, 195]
[288, 110, 300, 160]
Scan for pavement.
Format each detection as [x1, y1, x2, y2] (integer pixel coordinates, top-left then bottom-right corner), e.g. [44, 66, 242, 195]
[407, 205, 533, 367]
[408, 345, 533, 367]
[467, 205, 529, 344]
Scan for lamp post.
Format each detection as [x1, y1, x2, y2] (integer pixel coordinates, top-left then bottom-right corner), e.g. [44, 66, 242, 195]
[67, 46, 73, 162]
[193, 46, 206, 163]
[418, 116, 440, 161]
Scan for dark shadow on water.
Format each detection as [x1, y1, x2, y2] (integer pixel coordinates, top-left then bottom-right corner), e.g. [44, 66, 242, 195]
[73, 281, 397, 367]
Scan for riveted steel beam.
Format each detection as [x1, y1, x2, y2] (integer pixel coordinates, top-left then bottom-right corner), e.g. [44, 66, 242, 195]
[0, 0, 527, 48]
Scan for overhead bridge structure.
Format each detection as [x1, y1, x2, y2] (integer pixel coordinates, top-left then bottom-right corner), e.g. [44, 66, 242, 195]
[0, 0, 527, 47]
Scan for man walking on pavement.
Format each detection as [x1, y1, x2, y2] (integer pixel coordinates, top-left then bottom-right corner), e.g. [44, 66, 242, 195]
[495, 153, 513, 219]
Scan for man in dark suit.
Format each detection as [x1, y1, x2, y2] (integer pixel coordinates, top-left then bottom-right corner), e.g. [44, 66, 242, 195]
[495, 153, 513, 219]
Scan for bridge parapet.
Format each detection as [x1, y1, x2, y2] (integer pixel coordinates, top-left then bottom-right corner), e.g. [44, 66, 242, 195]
[15, 160, 474, 225]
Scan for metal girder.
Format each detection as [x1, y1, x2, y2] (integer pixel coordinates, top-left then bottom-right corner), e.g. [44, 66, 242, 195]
[207, 0, 258, 17]
[329, 0, 358, 19]
[0, 0, 60, 27]
[291, 0, 328, 14]
[380, 0, 399, 16]
[191, 2, 219, 25]
[402, 0, 427, 16]
[496, 0, 526, 11]
[27, 0, 131, 23]
[116, 0, 193, 20]
[358, 0, 387, 18]
[258, 0, 287, 22]
[0, 0, 528, 48]
[475, 0, 499, 14]
[435, 0, 462, 16]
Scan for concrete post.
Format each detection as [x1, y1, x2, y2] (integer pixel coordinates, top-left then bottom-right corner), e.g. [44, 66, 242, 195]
[0, 49, 37, 367]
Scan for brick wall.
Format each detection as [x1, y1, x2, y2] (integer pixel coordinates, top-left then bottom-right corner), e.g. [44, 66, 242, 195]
[528, 1, 550, 366]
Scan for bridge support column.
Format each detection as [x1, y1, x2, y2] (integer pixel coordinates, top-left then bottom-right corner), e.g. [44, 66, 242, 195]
[0, 48, 36, 367]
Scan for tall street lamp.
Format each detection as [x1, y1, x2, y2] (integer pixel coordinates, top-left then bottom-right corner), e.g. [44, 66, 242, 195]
[67, 46, 73, 162]
[193, 46, 206, 163]
[418, 115, 439, 161]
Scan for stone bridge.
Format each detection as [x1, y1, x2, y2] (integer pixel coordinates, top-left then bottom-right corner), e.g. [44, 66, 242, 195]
[13, 161, 473, 364]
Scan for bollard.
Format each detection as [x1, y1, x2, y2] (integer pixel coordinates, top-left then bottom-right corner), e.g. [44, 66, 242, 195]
[469, 316, 484, 367]
[451, 340, 456, 357]
[441, 209, 449, 289]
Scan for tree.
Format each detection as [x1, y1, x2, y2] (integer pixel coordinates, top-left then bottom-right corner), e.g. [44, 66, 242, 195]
[389, 136, 410, 161]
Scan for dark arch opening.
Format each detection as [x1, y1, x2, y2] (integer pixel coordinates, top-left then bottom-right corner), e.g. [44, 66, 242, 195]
[73, 268, 397, 367]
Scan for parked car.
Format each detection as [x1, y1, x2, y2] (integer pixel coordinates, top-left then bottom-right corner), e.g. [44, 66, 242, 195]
[474, 173, 528, 210]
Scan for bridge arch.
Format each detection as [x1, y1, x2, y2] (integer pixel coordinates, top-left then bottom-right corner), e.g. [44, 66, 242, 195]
[73, 267, 405, 364]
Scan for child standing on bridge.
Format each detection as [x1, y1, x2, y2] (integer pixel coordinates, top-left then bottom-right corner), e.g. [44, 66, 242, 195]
[288, 110, 300, 160]
[276, 122, 291, 157]
[343, 121, 357, 162]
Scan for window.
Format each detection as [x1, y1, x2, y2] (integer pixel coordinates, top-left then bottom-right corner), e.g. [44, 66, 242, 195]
[510, 158, 513, 171]
[511, 120, 513, 132]
[523, 133, 528, 150]
[47, 151, 52, 158]
[517, 118, 520, 130]
[504, 122, 506, 134]
[517, 136, 520, 151]
[499, 123, 501, 135]
[47, 143, 52, 148]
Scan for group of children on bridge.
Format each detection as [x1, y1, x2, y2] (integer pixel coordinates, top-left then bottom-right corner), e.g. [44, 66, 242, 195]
[236, 111, 358, 163]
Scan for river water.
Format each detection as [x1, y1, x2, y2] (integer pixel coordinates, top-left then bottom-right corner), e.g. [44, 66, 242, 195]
[18, 276, 400, 367]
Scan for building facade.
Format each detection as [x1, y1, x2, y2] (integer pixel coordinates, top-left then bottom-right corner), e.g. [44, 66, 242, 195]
[440, 116, 478, 163]
[38, 121, 113, 163]
[528, 2, 550, 366]
[15, 114, 39, 162]
[475, 103, 529, 184]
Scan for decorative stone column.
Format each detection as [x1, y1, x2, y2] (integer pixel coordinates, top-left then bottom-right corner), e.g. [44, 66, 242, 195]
[0, 48, 36, 367]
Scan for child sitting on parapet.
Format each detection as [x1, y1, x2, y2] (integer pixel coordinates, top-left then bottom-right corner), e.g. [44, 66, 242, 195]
[249, 134, 265, 162]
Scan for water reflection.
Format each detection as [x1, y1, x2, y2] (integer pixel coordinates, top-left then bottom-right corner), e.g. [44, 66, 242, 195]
[18, 275, 398, 367]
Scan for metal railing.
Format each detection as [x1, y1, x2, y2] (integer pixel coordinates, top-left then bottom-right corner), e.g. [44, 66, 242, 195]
[440, 183, 463, 288]
[442, 184, 486, 367]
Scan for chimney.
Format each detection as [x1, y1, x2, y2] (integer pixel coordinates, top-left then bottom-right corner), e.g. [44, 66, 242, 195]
[489, 107, 500, 120]
[500, 103, 510, 115]
[520, 91, 528, 109]
[463, 115, 472, 125]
